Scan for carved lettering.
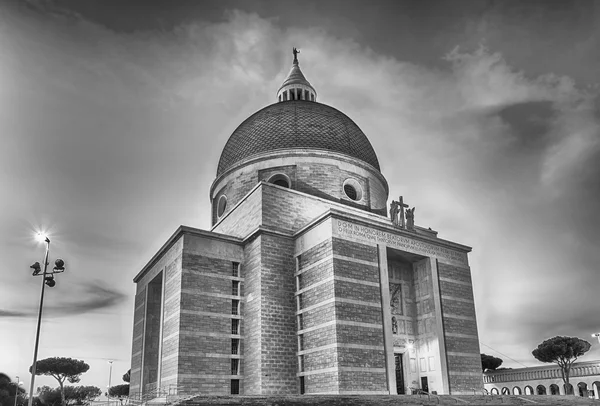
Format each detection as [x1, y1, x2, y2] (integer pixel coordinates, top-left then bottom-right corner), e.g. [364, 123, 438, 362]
[334, 219, 467, 265]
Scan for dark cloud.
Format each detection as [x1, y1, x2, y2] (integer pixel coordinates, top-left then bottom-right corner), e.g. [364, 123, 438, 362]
[0, 281, 126, 319]
[495, 100, 556, 148]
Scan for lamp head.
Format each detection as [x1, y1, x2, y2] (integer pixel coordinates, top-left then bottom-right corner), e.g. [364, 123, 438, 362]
[53, 258, 65, 272]
[35, 232, 49, 243]
[30, 261, 42, 276]
[44, 274, 56, 287]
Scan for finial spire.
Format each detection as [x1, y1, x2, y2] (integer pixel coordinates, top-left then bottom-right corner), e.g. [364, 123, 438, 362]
[277, 47, 316, 103]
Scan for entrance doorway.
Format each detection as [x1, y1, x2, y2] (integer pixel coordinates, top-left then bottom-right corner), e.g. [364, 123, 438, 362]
[421, 377, 429, 393]
[394, 354, 405, 394]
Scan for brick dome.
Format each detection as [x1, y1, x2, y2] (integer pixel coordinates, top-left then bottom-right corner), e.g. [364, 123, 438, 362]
[217, 100, 381, 176]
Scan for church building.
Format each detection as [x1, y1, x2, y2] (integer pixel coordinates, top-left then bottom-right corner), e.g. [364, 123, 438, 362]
[130, 49, 483, 397]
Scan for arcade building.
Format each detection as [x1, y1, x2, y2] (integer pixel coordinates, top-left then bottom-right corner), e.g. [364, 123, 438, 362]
[130, 49, 483, 396]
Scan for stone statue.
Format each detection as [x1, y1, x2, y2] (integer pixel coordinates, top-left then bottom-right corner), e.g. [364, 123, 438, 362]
[293, 47, 300, 63]
[406, 207, 415, 230]
[390, 201, 399, 225]
[398, 196, 409, 228]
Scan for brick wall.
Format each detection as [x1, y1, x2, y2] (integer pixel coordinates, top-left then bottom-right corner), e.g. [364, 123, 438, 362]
[297, 238, 337, 393]
[130, 286, 146, 395]
[331, 238, 387, 393]
[212, 186, 262, 238]
[437, 261, 482, 394]
[131, 236, 184, 396]
[242, 236, 261, 394]
[176, 247, 244, 395]
[259, 233, 298, 394]
[211, 155, 388, 226]
[142, 275, 162, 391]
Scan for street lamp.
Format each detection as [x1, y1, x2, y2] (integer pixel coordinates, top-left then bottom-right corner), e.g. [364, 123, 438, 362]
[27, 233, 66, 406]
[107, 360, 113, 402]
[12, 377, 23, 406]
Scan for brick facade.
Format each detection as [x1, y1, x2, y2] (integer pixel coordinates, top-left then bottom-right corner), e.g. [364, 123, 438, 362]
[131, 182, 480, 397]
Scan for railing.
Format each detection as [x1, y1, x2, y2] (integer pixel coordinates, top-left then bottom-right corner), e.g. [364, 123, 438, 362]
[127, 384, 185, 405]
[409, 387, 442, 404]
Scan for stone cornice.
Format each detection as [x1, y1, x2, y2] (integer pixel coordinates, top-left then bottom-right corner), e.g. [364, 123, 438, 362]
[133, 225, 243, 283]
[210, 149, 389, 199]
[295, 208, 472, 253]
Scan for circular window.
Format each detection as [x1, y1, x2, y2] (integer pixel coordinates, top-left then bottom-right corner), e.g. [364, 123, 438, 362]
[343, 178, 363, 201]
[217, 195, 227, 218]
[267, 173, 291, 188]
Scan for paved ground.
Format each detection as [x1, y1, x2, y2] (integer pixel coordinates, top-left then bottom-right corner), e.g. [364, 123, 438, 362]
[174, 395, 599, 406]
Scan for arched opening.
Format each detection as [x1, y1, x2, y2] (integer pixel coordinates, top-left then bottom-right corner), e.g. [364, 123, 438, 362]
[550, 384, 560, 395]
[577, 382, 588, 397]
[342, 178, 363, 201]
[501, 387, 510, 395]
[491, 388, 499, 395]
[513, 386, 522, 395]
[592, 381, 600, 399]
[536, 385, 547, 395]
[217, 195, 227, 218]
[564, 383, 574, 395]
[524, 386, 534, 395]
[268, 173, 291, 189]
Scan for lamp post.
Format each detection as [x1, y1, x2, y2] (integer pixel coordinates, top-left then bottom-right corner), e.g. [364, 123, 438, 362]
[107, 360, 113, 403]
[27, 233, 65, 406]
[13, 377, 22, 406]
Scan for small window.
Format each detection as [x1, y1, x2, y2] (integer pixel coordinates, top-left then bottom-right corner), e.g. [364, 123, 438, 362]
[297, 314, 303, 330]
[232, 300, 239, 315]
[232, 262, 240, 277]
[304, 90, 309, 100]
[299, 376, 305, 394]
[342, 178, 363, 201]
[217, 195, 227, 217]
[268, 173, 291, 188]
[231, 379, 240, 395]
[232, 281, 239, 296]
[311, 93, 315, 101]
[344, 184, 357, 200]
[231, 359, 239, 375]
[231, 339, 239, 354]
[232, 319, 239, 335]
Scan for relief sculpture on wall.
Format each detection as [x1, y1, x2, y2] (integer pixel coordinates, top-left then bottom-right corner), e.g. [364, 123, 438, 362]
[390, 283, 403, 315]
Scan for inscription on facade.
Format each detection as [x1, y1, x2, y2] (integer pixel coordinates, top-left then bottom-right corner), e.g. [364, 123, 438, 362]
[333, 219, 468, 266]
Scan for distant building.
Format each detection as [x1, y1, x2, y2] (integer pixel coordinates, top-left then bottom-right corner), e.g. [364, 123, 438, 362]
[129, 50, 482, 396]
[484, 360, 600, 399]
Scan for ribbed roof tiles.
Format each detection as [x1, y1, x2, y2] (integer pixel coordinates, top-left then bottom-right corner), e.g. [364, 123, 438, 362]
[216, 100, 381, 176]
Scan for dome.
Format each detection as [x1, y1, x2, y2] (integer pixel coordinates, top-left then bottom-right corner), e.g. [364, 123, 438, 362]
[216, 100, 381, 176]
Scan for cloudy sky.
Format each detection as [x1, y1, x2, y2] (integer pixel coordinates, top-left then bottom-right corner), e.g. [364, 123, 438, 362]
[1, 0, 599, 394]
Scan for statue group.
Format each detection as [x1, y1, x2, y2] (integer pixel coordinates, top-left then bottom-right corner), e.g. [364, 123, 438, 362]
[390, 196, 415, 230]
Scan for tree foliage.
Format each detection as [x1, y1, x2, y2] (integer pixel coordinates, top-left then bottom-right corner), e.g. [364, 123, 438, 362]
[108, 385, 129, 399]
[37, 386, 100, 406]
[481, 354, 503, 372]
[38, 386, 62, 406]
[30, 358, 90, 406]
[532, 336, 591, 387]
[121, 370, 130, 384]
[0, 373, 27, 406]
